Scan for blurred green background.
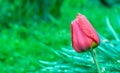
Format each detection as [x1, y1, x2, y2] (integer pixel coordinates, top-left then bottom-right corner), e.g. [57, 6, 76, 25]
[0, 0, 120, 72]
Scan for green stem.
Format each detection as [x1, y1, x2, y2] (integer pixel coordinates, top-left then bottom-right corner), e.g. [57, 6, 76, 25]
[90, 49, 101, 73]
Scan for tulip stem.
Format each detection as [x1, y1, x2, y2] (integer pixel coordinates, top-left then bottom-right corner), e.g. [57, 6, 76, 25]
[90, 49, 101, 73]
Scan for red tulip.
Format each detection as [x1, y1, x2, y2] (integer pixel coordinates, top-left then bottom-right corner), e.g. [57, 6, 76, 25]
[71, 13, 100, 52]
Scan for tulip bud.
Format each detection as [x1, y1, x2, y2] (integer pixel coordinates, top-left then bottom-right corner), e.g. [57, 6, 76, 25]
[71, 13, 100, 52]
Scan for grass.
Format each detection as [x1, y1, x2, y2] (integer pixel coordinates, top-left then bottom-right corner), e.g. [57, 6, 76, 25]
[0, 0, 120, 72]
[40, 19, 120, 72]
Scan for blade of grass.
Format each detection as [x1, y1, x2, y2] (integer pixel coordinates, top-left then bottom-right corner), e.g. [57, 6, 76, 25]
[106, 17, 120, 41]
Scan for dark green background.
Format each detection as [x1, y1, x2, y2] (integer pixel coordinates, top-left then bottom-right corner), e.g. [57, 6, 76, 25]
[0, 0, 120, 72]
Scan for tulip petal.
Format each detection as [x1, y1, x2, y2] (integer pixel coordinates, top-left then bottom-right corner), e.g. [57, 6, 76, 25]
[71, 13, 100, 52]
[76, 13, 100, 45]
[71, 20, 92, 52]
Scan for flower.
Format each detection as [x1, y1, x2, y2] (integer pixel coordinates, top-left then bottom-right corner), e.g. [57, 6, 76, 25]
[71, 13, 100, 52]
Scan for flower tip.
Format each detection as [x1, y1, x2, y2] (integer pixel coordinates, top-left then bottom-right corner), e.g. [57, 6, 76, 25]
[76, 13, 85, 19]
[77, 13, 82, 17]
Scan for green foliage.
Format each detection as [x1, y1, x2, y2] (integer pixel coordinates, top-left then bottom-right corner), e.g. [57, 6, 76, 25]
[40, 19, 120, 72]
[0, 0, 120, 72]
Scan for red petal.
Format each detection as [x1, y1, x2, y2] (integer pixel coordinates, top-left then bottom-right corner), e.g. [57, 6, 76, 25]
[71, 20, 92, 52]
[76, 13, 100, 45]
[71, 13, 100, 52]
